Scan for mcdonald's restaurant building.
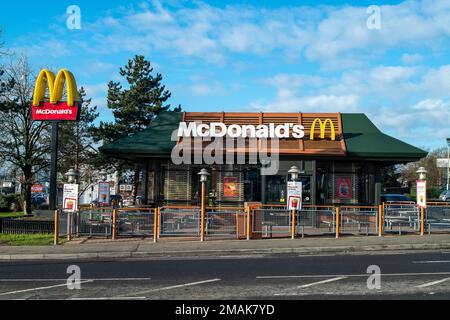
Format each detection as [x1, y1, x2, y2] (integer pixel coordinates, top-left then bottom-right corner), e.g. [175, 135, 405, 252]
[100, 112, 427, 207]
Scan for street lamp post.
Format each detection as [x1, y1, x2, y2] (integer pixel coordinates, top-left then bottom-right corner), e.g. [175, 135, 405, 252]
[64, 169, 79, 241]
[99, 170, 108, 182]
[288, 166, 300, 240]
[64, 169, 79, 184]
[416, 167, 427, 236]
[198, 169, 210, 242]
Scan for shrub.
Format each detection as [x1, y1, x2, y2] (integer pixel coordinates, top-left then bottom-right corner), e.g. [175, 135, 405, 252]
[0, 194, 23, 212]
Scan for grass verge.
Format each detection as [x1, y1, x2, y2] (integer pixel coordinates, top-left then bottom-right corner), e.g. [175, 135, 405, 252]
[0, 233, 54, 246]
[0, 212, 25, 218]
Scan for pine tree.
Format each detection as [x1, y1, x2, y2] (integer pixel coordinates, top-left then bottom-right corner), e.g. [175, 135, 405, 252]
[58, 87, 99, 192]
[92, 55, 181, 197]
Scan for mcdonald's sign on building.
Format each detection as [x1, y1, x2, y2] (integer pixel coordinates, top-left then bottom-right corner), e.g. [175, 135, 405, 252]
[100, 111, 428, 209]
[31, 69, 80, 121]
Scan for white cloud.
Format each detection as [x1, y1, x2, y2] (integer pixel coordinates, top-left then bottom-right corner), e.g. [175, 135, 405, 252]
[14, 0, 450, 69]
[401, 53, 423, 64]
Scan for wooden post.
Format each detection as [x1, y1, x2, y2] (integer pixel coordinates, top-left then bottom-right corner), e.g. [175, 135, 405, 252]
[291, 208, 296, 240]
[335, 207, 340, 239]
[54, 209, 59, 245]
[153, 207, 159, 243]
[420, 206, 425, 236]
[378, 204, 383, 237]
[201, 182, 205, 242]
[246, 205, 251, 241]
[112, 208, 117, 240]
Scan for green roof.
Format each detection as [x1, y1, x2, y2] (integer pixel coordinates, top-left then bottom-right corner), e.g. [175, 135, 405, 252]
[101, 111, 427, 162]
[99, 112, 182, 159]
[341, 113, 427, 161]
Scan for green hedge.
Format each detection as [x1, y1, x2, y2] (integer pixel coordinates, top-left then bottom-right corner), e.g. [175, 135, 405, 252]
[0, 194, 22, 212]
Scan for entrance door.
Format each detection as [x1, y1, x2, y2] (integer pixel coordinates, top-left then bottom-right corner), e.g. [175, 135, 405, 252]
[266, 174, 312, 205]
[298, 175, 312, 204]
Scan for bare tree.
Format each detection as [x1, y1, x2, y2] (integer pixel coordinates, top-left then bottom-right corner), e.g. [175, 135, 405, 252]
[399, 147, 446, 189]
[0, 55, 51, 215]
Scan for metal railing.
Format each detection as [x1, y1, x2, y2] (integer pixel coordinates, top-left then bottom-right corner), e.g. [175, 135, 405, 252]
[425, 203, 450, 233]
[206, 207, 244, 238]
[383, 202, 420, 235]
[52, 202, 450, 244]
[159, 206, 201, 238]
[0, 218, 54, 234]
[340, 206, 378, 236]
[251, 205, 291, 238]
[75, 208, 113, 238]
[298, 206, 336, 237]
[116, 208, 155, 238]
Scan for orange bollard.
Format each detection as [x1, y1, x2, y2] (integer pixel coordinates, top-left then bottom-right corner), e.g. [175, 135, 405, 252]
[54, 209, 59, 245]
[153, 208, 159, 243]
[420, 206, 425, 236]
[112, 209, 117, 240]
[291, 209, 296, 240]
[335, 207, 340, 239]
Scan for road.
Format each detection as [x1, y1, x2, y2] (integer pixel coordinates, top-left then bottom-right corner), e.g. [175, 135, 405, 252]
[1, 251, 450, 300]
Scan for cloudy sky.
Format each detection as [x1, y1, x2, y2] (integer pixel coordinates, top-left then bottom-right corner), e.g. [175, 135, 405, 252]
[1, 0, 449, 150]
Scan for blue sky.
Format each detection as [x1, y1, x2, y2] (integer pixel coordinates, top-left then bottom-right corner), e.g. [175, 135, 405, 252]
[1, 0, 449, 150]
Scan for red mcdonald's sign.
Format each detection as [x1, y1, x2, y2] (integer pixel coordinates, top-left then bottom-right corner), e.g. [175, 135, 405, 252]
[31, 69, 80, 121]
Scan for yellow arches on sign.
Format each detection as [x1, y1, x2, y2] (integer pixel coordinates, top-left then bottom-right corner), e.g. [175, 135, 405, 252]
[32, 69, 78, 107]
[310, 118, 336, 141]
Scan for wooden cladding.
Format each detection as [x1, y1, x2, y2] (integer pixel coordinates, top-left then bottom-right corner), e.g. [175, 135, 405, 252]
[180, 112, 346, 156]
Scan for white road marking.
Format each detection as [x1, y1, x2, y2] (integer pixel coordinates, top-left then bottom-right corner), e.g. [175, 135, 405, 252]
[296, 276, 348, 289]
[257, 272, 450, 279]
[416, 277, 450, 288]
[0, 278, 151, 282]
[273, 276, 347, 296]
[68, 297, 147, 300]
[412, 261, 450, 264]
[0, 280, 93, 296]
[130, 278, 221, 296]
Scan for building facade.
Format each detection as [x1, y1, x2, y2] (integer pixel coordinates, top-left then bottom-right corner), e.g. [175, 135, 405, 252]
[101, 112, 427, 207]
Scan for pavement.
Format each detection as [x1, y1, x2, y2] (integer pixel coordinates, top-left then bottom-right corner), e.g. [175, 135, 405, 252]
[1, 234, 450, 261]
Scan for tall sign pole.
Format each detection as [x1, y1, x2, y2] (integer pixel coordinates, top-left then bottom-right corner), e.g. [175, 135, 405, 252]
[31, 69, 80, 211]
[49, 122, 59, 210]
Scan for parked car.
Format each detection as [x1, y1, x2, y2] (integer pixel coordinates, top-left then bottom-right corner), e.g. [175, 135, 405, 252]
[439, 190, 450, 201]
[381, 194, 413, 203]
[31, 193, 47, 206]
[122, 196, 144, 207]
[110, 194, 123, 207]
[122, 197, 134, 207]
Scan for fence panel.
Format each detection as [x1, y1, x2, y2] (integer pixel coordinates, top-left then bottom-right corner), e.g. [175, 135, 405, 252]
[252, 206, 291, 238]
[116, 208, 154, 238]
[75, 208, 113, 238]
[383, 202, 420, 235]
[159, 207, 201, 238]
[426, 204, 450, 233]
[297, 206, 336, 237]
[340, 207, 378, 236]
[205, 208, 243, 238]
[0, 218, 54, 234]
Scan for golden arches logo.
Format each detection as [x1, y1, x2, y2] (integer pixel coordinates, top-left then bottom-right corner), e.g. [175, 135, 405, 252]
[310, 118, 336, 141]
[32, 69, 78, 107]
